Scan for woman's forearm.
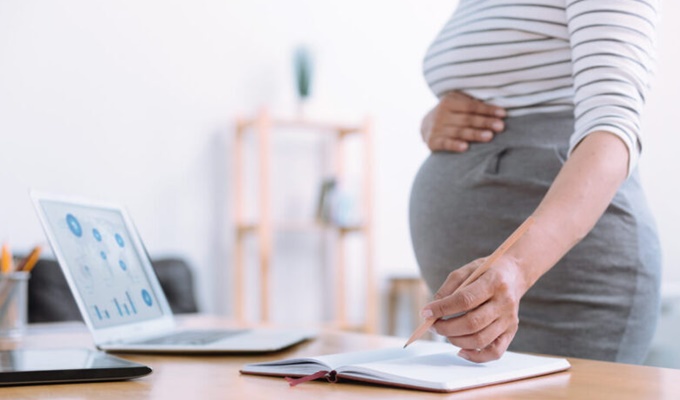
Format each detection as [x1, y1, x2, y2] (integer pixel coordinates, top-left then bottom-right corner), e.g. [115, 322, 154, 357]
[507, 131, 630, 294]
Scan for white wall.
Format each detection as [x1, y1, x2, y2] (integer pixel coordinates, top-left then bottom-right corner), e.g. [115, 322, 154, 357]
[641, 1, 680, 282]
[1, 1, 678, 323]
[0, 0, 451, 316]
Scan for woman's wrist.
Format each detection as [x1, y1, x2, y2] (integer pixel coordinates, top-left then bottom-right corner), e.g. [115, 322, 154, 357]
[500, 132, 629, 296]
[501, 216, 564, 296]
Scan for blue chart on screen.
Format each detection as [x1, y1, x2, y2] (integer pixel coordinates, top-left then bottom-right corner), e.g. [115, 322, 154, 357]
[141, 289, 153, 306]
[66, 214, 82, 237]
[113, 297, 136, 316]
[94, 305, 112, 320]
[126, 291, 138, 314]
[115, 233, 125, 248]
[42, 200, 166, 328]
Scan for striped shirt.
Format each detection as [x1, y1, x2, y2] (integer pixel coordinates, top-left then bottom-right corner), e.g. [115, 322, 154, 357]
[423, 0, 658, 175]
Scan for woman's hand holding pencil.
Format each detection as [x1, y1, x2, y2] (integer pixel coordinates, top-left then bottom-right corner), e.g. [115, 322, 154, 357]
[403, 217, 535, 363]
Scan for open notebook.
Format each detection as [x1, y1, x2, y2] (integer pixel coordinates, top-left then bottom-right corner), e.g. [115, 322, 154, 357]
[241, 341, 570, 393]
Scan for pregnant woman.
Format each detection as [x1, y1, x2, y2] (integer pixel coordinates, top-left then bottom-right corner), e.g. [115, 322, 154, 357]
[409, 0, 661, 364]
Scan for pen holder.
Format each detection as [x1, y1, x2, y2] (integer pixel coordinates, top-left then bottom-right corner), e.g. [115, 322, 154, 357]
[0, 271, 30, 339]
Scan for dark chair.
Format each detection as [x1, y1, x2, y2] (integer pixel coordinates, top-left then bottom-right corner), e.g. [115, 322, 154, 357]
[28, 257, 199, 323]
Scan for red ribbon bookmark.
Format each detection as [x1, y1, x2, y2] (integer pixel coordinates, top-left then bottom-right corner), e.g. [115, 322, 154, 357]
[285, 370, 336, 387]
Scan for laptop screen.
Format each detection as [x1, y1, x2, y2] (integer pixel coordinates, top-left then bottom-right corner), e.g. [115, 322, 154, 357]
[37, 199, 165, 328]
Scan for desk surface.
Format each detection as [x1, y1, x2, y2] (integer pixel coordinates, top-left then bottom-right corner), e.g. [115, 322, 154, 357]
[1, 316, 678, 400]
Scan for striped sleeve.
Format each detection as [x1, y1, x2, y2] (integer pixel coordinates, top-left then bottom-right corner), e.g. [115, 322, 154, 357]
[566, 0, 658, 176]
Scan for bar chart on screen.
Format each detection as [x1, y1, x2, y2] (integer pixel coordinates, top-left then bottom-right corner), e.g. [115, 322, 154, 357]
[39, 200, 165, 328]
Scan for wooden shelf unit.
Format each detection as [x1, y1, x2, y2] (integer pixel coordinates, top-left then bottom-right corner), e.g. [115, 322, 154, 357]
[233, 110, 377, 333]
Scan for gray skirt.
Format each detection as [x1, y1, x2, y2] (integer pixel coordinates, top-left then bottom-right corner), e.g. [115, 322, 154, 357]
[409, 112, 662, 364]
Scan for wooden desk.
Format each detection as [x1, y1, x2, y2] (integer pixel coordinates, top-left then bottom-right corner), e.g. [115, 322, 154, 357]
[1, 316, 678, 399]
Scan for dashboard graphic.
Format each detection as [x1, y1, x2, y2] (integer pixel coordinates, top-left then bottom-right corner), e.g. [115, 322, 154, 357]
[40, 201, 164, 328]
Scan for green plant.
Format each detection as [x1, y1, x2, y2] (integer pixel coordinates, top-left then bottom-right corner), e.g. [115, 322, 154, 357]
[294, 47, 313, 100]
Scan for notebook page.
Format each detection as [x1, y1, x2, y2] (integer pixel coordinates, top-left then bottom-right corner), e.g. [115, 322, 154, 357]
[241, 342, 449, 376]
[313, 343, 448, 369]
[240, 356, 329, 376]
[339, 349, 570, 391]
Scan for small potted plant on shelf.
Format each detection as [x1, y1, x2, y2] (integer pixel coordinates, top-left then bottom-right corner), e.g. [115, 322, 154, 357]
[294, 46, 313, 119]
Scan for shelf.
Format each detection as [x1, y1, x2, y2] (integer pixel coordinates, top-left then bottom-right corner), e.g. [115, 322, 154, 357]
[236, 117, 365, 137]
[233, 110, 377, 333]
[236, 222, 366, 235]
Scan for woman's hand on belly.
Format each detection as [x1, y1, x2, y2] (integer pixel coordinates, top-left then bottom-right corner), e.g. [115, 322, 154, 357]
[421, 91, 506, 152]
[422, 254, 528, 363]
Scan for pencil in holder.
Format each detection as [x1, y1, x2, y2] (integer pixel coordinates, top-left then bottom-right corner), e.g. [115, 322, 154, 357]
[0, 271, 30, 339]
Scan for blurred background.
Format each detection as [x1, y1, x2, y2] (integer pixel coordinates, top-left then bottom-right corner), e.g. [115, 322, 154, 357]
[1, 0, 678, 367]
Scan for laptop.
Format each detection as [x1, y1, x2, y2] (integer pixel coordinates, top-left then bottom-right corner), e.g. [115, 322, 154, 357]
[31, 192, 314, 353]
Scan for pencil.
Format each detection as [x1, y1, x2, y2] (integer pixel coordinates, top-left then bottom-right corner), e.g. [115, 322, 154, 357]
[1, 243, 11, 274]
[403, 216, 536, 348]
[16, 246, 42, 273]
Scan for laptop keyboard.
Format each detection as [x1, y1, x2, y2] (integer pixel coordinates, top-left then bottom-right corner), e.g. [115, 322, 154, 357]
[133, 329, 248, 346]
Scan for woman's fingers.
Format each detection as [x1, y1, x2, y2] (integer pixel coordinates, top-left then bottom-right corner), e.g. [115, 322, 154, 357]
[436, 299, 518, 350]
[429, 137, 469, 152]
[427, 128, 494, 151]
[435, 110, 504, 134]
[432, 259, 484, 300]
[432, 301, 497, 337]
[426, 273, 493, 319]
[441, 112, 505, 132]
[442, 127, 495, 142]
[458, 329, 517, 363]
[444, 318, 506, 351]
[424, 256, 524, 363]
[421, 91, 507, 152]
[441, 92, 507, 118]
